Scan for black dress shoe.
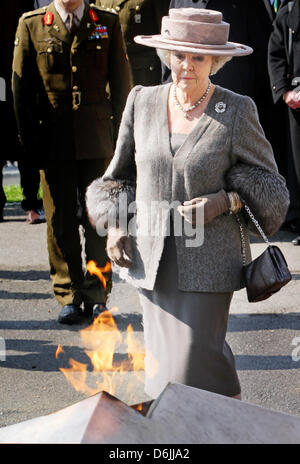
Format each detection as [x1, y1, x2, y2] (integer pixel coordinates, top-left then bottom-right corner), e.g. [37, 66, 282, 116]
[58, 304, 84, 325]
[83, 303, 108, 322]
[93, 303, 108, 319]
[292, 236, 300, 246]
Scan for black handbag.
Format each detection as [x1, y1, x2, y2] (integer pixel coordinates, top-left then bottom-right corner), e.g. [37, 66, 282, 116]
[236, 204, 292, 303]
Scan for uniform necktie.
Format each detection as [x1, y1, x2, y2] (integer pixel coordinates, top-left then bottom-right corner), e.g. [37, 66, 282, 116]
[68, 12, 78, 36]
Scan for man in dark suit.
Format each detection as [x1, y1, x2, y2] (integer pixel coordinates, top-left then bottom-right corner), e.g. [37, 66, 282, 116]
[12, 0, 132, 323]
[263, 0, 276, 21]
[263, 0, 285, 22]
[269, 0, 300, 244]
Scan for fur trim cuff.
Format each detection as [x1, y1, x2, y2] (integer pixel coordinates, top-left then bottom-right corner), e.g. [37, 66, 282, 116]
[86, 178, 136, 232]
[226, 163, 289, 236]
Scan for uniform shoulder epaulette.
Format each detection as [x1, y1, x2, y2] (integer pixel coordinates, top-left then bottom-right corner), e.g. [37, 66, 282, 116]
[90, 4, 118, 15]
[22, 7, 47, 19]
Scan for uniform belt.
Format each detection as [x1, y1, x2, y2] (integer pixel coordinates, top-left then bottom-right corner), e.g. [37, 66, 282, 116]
[47, 91, 108, 110]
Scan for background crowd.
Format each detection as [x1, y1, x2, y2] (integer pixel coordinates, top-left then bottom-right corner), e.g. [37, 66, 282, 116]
[0, 0, 299, 324]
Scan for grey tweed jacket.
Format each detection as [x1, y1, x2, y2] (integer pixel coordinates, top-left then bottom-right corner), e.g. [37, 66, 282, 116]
[86, 83, 289, 292]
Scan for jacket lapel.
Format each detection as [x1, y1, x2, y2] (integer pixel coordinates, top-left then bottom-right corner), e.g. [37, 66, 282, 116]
[46, 3, 99, 48]
[157, 83, 173, 161]
[262, 0, 275, 22]
[72, 3, 96, 48]
[46, 2, 72, 45]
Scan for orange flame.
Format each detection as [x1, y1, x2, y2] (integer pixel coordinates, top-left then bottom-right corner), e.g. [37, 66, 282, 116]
[55, 344, 64, 359]
[56, 260, 158, 403]
[56, 307, 157, 403]
[86, 260, 112, 290]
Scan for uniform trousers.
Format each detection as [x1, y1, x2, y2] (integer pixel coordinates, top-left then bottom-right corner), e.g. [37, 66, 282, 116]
[40, 159, 111, 308]
[18, 160, 43, 212]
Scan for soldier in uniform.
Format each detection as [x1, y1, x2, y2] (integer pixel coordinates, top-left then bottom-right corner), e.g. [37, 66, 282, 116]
[0, 0, 45, 224]
[12, 0, 132, 324]
[95, 0, 169, 86]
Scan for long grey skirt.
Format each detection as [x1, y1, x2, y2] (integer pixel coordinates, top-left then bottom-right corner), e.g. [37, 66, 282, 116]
[139, 233, 241, 399]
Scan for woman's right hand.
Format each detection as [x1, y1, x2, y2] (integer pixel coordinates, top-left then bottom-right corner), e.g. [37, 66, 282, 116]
[106, 227, 133, 268]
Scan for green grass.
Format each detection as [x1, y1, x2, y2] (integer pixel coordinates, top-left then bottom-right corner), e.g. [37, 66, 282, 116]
[3, 184, 42, 203]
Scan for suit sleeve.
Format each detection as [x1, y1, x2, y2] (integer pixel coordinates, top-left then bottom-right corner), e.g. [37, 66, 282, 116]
[268, 9, 291, 103]
[12, 17, 40, 153]
[86, 86, 139, 231]
[245, 0, 273, 102]
[108, 15, 133, 141]
[226, 96, 289, 236]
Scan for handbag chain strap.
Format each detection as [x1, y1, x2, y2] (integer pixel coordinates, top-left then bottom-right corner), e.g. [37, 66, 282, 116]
[235, 202, 271, 267]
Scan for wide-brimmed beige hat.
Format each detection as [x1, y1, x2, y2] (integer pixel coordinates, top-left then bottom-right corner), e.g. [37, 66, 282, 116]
[134, 8, 253, 57]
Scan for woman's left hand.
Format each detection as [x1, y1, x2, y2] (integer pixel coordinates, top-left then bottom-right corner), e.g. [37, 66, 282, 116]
[177, 190, 230, 226]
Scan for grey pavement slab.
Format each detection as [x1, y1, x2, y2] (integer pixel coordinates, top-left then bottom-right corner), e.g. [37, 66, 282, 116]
[0, 202, 299, 431]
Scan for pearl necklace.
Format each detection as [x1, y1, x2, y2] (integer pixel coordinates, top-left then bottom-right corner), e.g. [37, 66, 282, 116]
[173, 81, 212, 119]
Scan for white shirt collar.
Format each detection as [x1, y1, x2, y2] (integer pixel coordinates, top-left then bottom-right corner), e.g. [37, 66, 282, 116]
[54, 0, 86, 24]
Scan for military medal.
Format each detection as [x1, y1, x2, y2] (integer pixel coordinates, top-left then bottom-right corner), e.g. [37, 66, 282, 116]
[88, 25, 109, 40]
[44, 12, 54, 26]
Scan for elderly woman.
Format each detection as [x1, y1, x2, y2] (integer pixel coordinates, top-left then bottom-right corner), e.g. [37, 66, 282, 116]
[86, 9, 289, 400]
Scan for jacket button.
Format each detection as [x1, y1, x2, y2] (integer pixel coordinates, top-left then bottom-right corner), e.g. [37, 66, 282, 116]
[72, 66, 77, 72]
[272, 85, 276, 90]
[96, 45, 102, 50]
[110, 115, 114, 120]
[149, 66, 154, 71]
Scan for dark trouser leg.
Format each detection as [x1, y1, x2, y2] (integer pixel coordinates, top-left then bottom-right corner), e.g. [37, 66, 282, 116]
[0, 160, 6, 220]
[40, 159, 111, 308]
[77, 158, 112, 306]
[288, 109, 300, 186]
[287, 109, 300, 223]
[40, 164, 83, 307]
[18, 160, 42, 212]
[288, 110, 300, 243]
